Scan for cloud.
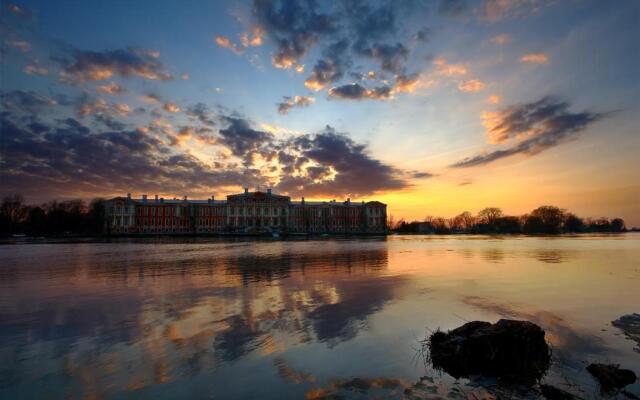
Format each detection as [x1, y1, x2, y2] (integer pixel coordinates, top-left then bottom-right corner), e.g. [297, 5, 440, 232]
[77, 97, 131, 117]
[215, 27, 265, 55]
[393, 73, 425, 94]
[0, 104, 264, 198]
[328, 83, 392, 100]
[163, 102, 181, 113]
[451, 96, 605, 168]
[186, 103, 216, 126]
[414, 27, 433, 43]
[520, 53, 549, 64]
[275, 127, 409, 197]
[458, 79, 486, 92]
[438, 0, 468, 17]
[23, 64, 48, 76]
[304, 39, 349, 91]
[344, 1, 397, 43]
[0, 87, 416, 200]
[4, 2, 32, 18]
[140, 93, 161, 104]
[487, 94, 501, 104]
[217, 116, 273, 157]
[241, 27, 265, 47]
[433, 57, 467, 76]
[5, 39, 31, 52]
[357, 42, 409, 74]
[277, 95, 315, 114]
[478, 0, 553, 22]
[1, 90, 57, 112]
[56, 47, 173, 83]
[215, 35, 245, 54]
[490, 34, 510, 45]
[96, 82, 126, 95]
[252, 0, 335, 69]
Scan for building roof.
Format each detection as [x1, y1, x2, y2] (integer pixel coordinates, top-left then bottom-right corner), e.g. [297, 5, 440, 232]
[108, 191, 386, 206]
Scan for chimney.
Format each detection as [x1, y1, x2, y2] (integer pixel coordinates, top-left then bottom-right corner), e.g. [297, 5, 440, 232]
[183, 195, 188, 202]
[346, 198, 351, 204]
[267, 188, 272, 195]
[127, 193, 131, 200]
[211, 195, 215, 201]
[142, 194, 147, 203]
[154, 194, 158, 202]
[301, 196, 305, 205]
[244, 187, 249, 195]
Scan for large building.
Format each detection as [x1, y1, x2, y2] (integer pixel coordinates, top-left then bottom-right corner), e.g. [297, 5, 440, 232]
[105, 188, 387, 235]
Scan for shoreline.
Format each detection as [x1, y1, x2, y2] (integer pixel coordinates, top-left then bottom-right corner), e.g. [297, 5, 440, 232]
[1, 230, 636, 245]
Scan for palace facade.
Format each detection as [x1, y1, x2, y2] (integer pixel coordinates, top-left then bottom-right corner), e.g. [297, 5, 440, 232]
[105, 188, 387, 235]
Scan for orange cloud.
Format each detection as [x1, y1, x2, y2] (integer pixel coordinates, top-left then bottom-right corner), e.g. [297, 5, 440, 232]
[433, 57, 467, 76]
[5, 39, 31, 52]
[487, 94, 501, 104]
[458, 79, 486, 92]
[490, 34, 510, 45]
[393, 74, 434, 94]
[163, 102, 181, 113]
[23, 64, 48, 76]
[96, 82, 125, 95]
[520, 53, 549, 64]
[140, 94, 161, 104]
[240, 27, 264, 47]
[215, 35, 244, 54]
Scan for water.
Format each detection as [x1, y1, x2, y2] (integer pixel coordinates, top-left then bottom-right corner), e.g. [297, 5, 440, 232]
[1, 235, 638, 399]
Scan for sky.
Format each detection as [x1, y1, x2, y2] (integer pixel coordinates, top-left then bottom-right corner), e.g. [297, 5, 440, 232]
[1, 0, 639, 225]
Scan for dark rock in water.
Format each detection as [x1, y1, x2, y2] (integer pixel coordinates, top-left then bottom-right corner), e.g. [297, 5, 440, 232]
[612, 313, 640, 353]
[539, 384, 577, 400]
[586, 363, 637, 391]
[429, 319, 551, 383]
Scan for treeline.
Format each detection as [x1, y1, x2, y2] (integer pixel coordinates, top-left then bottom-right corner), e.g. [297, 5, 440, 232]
[390, 206, 627, 235]
[0, 195, 105, 237]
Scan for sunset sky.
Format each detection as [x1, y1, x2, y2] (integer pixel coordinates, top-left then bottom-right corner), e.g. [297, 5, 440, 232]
[1, 0, 639, 225]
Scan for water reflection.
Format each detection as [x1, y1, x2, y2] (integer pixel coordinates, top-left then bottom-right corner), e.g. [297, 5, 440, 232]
[1, 235, 639, 399]
[0, 240, 407, 398]
[462, 296, 608, 368]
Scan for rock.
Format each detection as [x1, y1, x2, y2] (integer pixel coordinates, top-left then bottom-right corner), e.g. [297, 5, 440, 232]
[586, 363, 637, 391]
[612, 313, 640, 353]
[539, 384, 577, 400]
[428, 319, 551, 383]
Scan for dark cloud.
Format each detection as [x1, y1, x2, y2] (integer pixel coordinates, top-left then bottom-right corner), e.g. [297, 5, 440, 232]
[1, 90, 57, 112]
[304, 39, 350, 91]
[186, 102, 216, 126]
[217, 116, 274, 157]
[356, 42, 409, 74]
[1, 89, 415, 200]
[412, 171, 433, 179]
[438, 0, 467, 16]
[328, 83, 392, 100]
[55, 47, 173, 83]
[451, 97, 605, 168]
[343, 0, 397, 44]
[414, 27, 433, 43]
[275, 126, 408, 197]
[0, 108, 261, 199]
[277, 95, 314, 114]
[252, 0, 336, 68]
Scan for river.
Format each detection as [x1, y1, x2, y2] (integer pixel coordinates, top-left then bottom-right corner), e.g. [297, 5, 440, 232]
[1, 234, 638, 399]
